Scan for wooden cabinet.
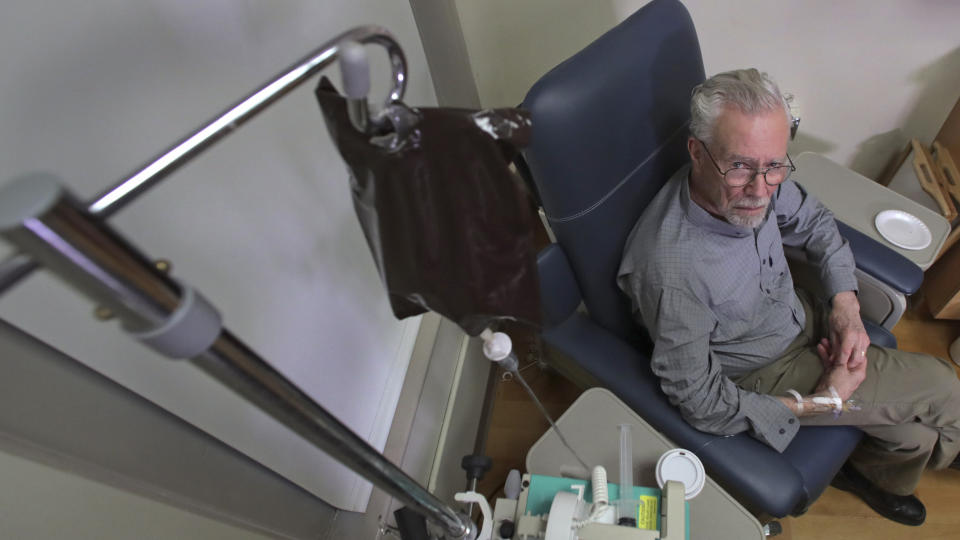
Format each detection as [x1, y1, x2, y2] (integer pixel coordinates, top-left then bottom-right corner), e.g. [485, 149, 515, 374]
[923, 235, 960, 319]
[922, 97, 960, 319]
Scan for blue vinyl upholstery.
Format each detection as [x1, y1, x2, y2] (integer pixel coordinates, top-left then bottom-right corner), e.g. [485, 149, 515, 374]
[835, 220, 923, 295]
[523, 0, 906, 517]
[523, 0, 700, 344]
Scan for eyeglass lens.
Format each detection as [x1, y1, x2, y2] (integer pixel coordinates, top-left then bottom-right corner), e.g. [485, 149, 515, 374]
[725, 166, 792, 186]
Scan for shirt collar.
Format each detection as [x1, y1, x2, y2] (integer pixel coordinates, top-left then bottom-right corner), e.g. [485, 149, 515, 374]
[678, 165, 771, 238]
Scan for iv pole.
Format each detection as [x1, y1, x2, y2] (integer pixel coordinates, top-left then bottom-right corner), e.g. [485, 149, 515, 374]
[0, 26, 473, 540]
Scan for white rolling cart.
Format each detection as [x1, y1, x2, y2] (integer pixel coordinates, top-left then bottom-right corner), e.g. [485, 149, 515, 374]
[524, 388, 765, 540]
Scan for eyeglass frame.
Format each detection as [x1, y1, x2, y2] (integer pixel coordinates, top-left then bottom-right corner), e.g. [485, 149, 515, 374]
[697, 139, 796, 187]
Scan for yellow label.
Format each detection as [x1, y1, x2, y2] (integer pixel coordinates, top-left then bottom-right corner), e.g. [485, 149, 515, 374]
[637, 495, 659, 530]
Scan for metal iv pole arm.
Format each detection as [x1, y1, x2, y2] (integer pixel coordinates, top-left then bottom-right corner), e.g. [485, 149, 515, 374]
[0, 175, 473, 540]
[0, 24, 404, 295]
[0, 26, 474, 540]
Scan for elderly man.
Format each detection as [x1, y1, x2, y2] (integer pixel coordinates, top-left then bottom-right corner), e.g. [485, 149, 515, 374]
[617, 68, 960, 526]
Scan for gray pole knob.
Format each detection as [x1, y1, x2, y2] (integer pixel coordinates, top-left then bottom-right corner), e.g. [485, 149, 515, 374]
[339, 40, 370, 100]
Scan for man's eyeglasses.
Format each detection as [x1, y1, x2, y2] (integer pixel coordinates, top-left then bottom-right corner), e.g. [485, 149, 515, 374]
[698, 139, 796, 187]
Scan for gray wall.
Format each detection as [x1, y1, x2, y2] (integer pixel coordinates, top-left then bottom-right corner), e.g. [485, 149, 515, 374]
[0, 450, 270, 540]
[0, 319, 327, 539]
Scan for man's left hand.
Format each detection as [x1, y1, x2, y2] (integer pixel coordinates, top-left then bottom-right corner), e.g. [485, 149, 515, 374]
[827, 291, 870, 369]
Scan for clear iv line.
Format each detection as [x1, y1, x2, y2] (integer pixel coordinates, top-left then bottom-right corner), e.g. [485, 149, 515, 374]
[511, 366, 591, 473]
[480, 329, 591, 474]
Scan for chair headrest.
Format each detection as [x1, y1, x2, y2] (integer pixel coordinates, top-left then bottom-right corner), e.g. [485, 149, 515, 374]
[522, 0, 705, 339]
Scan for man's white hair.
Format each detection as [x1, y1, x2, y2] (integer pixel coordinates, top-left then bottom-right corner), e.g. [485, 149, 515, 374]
[690, 68, 791, 145]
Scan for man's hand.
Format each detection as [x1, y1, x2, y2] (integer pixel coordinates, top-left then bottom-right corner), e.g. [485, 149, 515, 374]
[826, 291, 870, 370]
[816, 361, 867, 402]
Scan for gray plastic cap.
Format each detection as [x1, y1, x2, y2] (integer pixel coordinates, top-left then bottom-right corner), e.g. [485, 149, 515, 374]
[127, 283, 223, 359]
[0, 172, 64, 231]
[338, 40, 371, 99]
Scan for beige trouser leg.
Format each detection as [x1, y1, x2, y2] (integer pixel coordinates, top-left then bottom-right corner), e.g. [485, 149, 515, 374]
[734, 291, 960, 495]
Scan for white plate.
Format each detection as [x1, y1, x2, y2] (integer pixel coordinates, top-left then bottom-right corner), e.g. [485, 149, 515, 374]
[874, 210, 932, 250]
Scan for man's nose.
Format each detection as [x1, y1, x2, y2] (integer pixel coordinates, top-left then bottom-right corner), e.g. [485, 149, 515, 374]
[743, 172, 774, 197]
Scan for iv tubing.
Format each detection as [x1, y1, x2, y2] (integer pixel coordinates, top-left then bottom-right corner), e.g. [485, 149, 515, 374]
[512, 366, 590, 473]
[480, 329, 590, 474]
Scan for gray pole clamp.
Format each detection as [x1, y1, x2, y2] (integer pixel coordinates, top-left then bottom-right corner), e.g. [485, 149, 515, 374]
[126, 283, 222, 359]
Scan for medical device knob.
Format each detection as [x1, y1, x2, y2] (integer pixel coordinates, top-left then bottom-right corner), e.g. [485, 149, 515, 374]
[504, 469, 522, 500]
[480, 328, 512, 361]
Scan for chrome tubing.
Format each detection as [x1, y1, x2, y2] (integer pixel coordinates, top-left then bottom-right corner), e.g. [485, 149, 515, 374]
[192, 332, 473, 539]
[0, 25, 407, 296]
[87, 25, 406, 218]
[0, 253, 38, 295]
[0, 175, 182, 331]
[0, 176, 471, 539]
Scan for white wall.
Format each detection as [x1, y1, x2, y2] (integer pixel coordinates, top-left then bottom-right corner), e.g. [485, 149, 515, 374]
[0, 449, 270, 540]
[0, 0, 437, 514]
[616, 0, 960, 179]
[450, 0, 960, 179]
[455, 0, 620, 108]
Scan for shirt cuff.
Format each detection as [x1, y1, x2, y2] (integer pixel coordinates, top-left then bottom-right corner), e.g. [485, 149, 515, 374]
[822, 272, 859, 301]
[748, 394, 800, 453]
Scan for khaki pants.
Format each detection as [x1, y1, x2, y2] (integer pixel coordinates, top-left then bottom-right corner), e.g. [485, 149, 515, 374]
[734, 291, 960, 495]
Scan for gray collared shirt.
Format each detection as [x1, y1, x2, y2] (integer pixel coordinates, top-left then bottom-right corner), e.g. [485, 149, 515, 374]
[617, 164, 858, 451]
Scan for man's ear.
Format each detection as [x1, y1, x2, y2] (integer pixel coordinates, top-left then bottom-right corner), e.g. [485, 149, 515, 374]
[687, 137, 702, 170]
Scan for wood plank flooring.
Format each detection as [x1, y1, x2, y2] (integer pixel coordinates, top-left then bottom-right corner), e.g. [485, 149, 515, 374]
[479, 296, 960, 539]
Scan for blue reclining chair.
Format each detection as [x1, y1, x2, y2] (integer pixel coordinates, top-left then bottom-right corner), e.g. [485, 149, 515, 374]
[520, 0, 923, 519]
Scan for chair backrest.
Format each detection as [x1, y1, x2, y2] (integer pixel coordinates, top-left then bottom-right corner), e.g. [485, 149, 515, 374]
[522, 0, 704, 341]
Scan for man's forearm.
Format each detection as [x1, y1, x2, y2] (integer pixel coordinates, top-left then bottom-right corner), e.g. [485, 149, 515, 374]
[831, 290, 859, 309]
[776, 390, 840, 417]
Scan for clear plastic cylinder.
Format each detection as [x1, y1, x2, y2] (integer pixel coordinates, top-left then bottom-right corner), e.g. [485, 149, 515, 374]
[617, 424, 637, 526]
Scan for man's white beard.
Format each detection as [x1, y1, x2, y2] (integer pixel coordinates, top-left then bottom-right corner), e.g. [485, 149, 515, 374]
[724, 196, 770, 228]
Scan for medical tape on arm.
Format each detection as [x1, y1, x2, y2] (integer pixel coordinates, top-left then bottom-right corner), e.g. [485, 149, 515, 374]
[810, 386, 843, 414]
[786, 389, 804, 413]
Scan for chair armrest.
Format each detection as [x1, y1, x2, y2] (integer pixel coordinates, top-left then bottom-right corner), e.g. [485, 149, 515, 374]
[863, 318, 896, 348]
[836, 220, 923, 295]
[537, 244, 583, 328]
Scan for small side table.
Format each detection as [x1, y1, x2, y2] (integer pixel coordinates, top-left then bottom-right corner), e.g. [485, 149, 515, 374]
[792, 152, 950, 270]
[525, 388, 765, 539]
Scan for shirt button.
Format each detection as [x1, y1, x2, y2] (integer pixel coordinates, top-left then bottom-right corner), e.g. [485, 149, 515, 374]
[789, 418, 796, 424]
[779, 428, 786, 434]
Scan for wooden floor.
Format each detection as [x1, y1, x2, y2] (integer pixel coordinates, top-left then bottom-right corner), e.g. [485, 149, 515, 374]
[479, 296, 960, 539]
